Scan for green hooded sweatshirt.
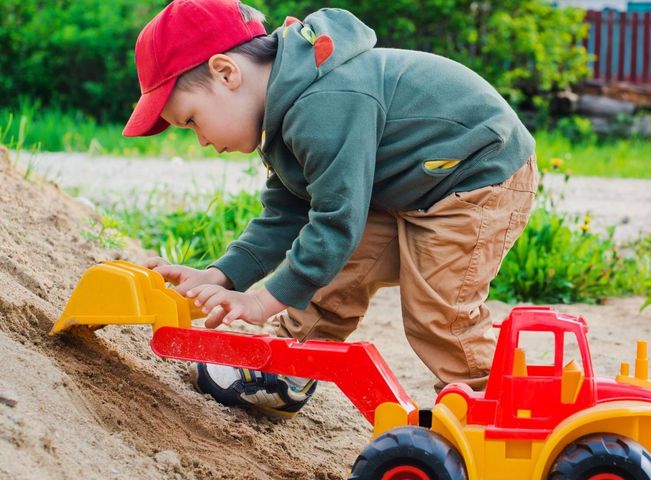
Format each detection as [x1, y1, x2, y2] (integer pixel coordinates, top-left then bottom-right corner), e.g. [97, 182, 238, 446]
[213, 8, 535, 309]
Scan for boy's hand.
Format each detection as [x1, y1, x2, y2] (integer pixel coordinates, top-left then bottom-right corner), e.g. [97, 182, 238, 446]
[153, 264, 232, 296]
[142, 256, 170, 270]
[187, 285, 286, 328]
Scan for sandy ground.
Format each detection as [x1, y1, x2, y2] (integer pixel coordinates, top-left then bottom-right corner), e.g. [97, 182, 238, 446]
[1, 149, 651, 479]
[18, 151, 651, 243]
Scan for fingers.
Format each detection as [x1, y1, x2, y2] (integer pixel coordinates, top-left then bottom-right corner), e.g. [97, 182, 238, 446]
[153, 264, 185, 284]
[192, 285, 226, 307]
[155, 266, 196, 296]
[222, 310, 240, 326]
[186, 284, 223, 307]
[190, 289, 255, 328]
[142, 256, 170, 269]
[173, 269, 212, 296]
[205, 307, 227, 328]
[205, 305, 242, 328]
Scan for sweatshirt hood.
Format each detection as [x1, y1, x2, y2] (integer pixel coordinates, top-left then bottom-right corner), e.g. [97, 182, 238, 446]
[261, 9, 376, 152]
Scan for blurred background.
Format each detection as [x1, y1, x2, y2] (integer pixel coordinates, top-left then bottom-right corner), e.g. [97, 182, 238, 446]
[1, 0, 650, 159]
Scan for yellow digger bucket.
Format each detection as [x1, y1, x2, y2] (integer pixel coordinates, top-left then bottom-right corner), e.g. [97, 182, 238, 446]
[50, 261, 205, 335]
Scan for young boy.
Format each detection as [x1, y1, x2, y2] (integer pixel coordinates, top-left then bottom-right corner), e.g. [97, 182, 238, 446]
[124, 0, 538, 417]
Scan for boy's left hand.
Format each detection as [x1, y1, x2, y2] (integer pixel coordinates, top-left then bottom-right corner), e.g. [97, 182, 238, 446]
[186, 285, 286, 328]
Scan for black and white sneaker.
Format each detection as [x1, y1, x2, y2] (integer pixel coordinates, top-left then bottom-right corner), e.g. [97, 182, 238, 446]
[190, 363, 317, 418]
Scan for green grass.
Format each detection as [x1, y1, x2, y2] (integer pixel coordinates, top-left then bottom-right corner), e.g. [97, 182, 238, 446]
[110, 189, 263, 268]
[0, 101, 255, 160]
[2, 102, 650, 177]
[535, 129, 651, 179]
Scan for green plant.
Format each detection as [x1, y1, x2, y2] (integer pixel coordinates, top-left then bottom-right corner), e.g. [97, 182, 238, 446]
[492, 208, 619, 303]
[625, 236, 651, 312]
[81, 213, 126, 249]
[555, 115, 596, 144]
[0, 110, 43, 180]
[492, 166, 651, 304]
[113, 190, 262, 267]
[0, 112, 29, 164]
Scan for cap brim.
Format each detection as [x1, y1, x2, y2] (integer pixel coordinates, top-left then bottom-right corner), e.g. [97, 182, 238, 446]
[122, 78, 176, 137]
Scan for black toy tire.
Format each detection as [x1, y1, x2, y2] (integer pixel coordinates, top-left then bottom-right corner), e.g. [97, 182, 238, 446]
[548, 433, 651, 480]
[349, 426, 467, 480]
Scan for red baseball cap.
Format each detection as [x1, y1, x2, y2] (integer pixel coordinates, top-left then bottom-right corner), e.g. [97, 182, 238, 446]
[123, 0, 267, 137]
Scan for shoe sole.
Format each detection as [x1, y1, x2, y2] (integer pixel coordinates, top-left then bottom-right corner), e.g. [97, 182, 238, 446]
[189, 363, 300, 419]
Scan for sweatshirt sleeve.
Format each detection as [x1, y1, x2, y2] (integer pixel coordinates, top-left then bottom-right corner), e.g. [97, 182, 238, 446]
[264, 91, 385, 308]
[210, 172, 310, 292]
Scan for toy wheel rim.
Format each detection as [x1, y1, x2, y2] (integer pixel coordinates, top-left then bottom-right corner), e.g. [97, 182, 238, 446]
[381, 465, 430, 480]
[588, 474, 625, 480]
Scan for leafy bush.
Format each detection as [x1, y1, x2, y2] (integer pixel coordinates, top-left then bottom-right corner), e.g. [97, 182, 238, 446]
[555, 115, 597, 144]
[1, 0, 589, 122]
[264, 0, 590, 112]
[492, 168, 650, 304]
[491, 207, 620, 303]
[0, 0, 167, 123]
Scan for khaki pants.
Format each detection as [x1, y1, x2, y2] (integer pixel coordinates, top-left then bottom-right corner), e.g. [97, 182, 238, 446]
[272, 154, 539, 390]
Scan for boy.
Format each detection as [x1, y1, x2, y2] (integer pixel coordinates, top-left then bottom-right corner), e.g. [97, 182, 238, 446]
[123, 0, 538, 417]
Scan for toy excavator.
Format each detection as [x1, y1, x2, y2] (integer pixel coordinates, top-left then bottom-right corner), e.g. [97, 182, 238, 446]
[52, 261, 651, 480]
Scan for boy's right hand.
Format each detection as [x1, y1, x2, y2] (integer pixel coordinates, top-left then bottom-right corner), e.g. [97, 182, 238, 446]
[143, 257, 232, 296]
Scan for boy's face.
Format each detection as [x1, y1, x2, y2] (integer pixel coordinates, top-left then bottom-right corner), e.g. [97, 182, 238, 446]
[161, 55, 264, 154]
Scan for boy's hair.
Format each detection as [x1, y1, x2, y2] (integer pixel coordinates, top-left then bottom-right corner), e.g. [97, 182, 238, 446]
[176, 3, 278, 92]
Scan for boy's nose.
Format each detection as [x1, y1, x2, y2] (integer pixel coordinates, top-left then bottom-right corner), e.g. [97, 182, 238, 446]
[196, 132, 210, 147]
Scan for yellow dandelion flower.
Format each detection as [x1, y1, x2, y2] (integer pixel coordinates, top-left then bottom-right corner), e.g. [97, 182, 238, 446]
[583, 215, 592, 224]
[550, 158, 564, 168]
[579, 224, 591, 233]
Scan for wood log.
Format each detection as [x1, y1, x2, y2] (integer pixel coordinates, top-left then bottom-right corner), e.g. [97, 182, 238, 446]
[585, 114, 651, 138]
[586, 116, 612, 134]
[550, 90, 579, 115]
[580, 80, 651, 108]
[577, 94, 637, 117]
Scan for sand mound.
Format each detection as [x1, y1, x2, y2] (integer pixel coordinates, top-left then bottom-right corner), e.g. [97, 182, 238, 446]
[0, 150, 368, 480]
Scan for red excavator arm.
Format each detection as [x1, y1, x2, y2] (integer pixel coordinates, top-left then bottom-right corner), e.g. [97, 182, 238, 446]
[151, 327, 417, 424]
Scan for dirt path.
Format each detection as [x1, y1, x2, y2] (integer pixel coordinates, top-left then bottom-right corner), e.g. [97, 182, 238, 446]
[18, 151, 651, 242]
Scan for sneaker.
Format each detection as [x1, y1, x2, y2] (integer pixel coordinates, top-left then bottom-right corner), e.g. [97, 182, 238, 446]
[189, 363, 317, 418]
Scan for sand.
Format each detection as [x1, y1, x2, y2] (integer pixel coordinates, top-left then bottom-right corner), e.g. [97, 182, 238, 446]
[2, 148, 651, 479]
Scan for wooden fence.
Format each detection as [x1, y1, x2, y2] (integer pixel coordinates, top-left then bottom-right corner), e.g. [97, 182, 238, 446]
[584, 10, 651, 84]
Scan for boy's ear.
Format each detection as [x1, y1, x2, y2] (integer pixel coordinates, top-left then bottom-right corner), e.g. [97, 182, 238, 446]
[207, 54, 242, 90]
